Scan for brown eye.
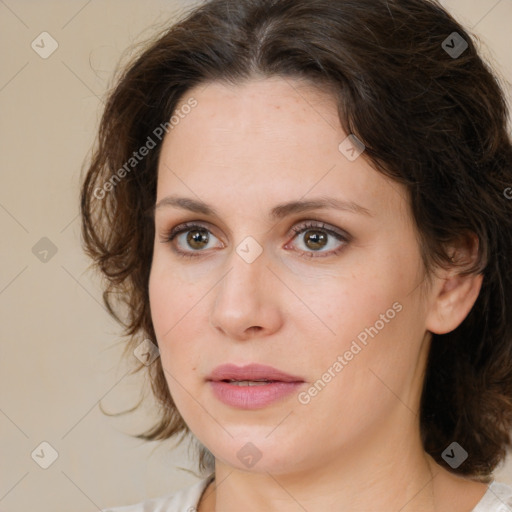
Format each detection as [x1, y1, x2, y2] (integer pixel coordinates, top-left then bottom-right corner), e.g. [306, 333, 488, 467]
[186, 228, 210, 250]
[162, 222, 223, 258]
[288, 221, 350, 258]
[303, 230, 328, 251]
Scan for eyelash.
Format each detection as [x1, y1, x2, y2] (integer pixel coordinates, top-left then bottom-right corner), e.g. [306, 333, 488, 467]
[160, 221, 350, 260]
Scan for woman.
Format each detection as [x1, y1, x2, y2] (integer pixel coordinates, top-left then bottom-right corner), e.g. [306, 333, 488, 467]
[80, 0, 512, 510]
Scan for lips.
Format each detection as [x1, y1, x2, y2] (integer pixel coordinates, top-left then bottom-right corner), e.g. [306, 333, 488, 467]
[207, 363, 304, 383]
[207, 364, 305, 409]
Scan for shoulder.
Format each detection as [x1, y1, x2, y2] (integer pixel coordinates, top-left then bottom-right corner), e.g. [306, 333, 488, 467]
[472, 481, 512, 512]
[101, 474, 215, 512]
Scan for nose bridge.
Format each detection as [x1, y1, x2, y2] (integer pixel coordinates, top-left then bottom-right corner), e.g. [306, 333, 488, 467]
[210, 239, 281, 337]
[216, 240, 267, 308]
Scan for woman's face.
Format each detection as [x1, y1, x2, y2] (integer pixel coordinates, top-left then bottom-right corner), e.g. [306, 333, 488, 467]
[149, 77, 433, 474]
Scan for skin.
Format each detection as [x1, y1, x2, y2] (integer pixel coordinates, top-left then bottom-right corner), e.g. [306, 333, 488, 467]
[149, 77, 487, 511]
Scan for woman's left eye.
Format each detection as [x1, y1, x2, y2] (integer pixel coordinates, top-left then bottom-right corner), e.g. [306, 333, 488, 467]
[160, 221, 350, 259]
[286, 221, 350, 258]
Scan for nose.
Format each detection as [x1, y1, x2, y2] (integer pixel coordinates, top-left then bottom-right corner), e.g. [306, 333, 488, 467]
[209, 245, 284, 341]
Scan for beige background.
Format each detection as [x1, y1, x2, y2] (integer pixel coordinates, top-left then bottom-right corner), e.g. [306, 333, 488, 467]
[0, 0, 511, 510]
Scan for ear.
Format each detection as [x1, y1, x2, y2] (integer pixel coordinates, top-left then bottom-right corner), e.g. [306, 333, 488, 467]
[425, 235, 484, 335]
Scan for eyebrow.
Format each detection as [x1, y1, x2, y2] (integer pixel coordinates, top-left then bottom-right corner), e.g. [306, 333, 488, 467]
[153, 195, 373, 219]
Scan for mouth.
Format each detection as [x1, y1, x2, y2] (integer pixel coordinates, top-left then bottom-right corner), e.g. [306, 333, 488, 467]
[220, 379, 278, 386]
[207, 364, 305, 409]
[207, 363, 305, 384]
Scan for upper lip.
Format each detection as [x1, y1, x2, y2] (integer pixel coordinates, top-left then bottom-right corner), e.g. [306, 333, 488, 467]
[207, 364, 304, 383]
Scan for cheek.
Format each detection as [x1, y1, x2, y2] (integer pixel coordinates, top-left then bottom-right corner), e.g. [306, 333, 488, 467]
[148, 257, 214, 379]
[148, 251, 202, 331]
[149, 261, 191, 358]
[301, 303, 423, 434]
[305, 261, 424, 379]
[148, 273, 201, 414]
[149, 267, 176, 338]
[304, 268, 394, 338]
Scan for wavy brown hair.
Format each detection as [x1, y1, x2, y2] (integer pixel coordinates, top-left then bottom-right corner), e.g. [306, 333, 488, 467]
[80, 0, 512, 479]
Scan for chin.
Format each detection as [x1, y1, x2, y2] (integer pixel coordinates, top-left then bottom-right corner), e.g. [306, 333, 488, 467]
[201, 430, 312, 475]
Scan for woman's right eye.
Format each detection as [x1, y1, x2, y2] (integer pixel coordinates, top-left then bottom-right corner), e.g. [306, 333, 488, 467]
[160, 223, 223, 258]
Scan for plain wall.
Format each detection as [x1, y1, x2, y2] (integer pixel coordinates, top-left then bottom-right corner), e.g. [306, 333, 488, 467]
[1, 0, 511, 510]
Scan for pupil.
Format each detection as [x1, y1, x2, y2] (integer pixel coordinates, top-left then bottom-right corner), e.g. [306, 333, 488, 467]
[305, 230, 327, 250]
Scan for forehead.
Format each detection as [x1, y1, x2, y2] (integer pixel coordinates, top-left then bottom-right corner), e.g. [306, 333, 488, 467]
[156, 77, 407, 220]
[161, 77, 340, 155]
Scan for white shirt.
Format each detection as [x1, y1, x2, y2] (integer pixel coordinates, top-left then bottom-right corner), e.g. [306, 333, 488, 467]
[102, 476, 512, 511]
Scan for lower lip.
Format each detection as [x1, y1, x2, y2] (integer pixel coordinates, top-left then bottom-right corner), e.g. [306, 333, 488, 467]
[209, 381, 303, 409]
